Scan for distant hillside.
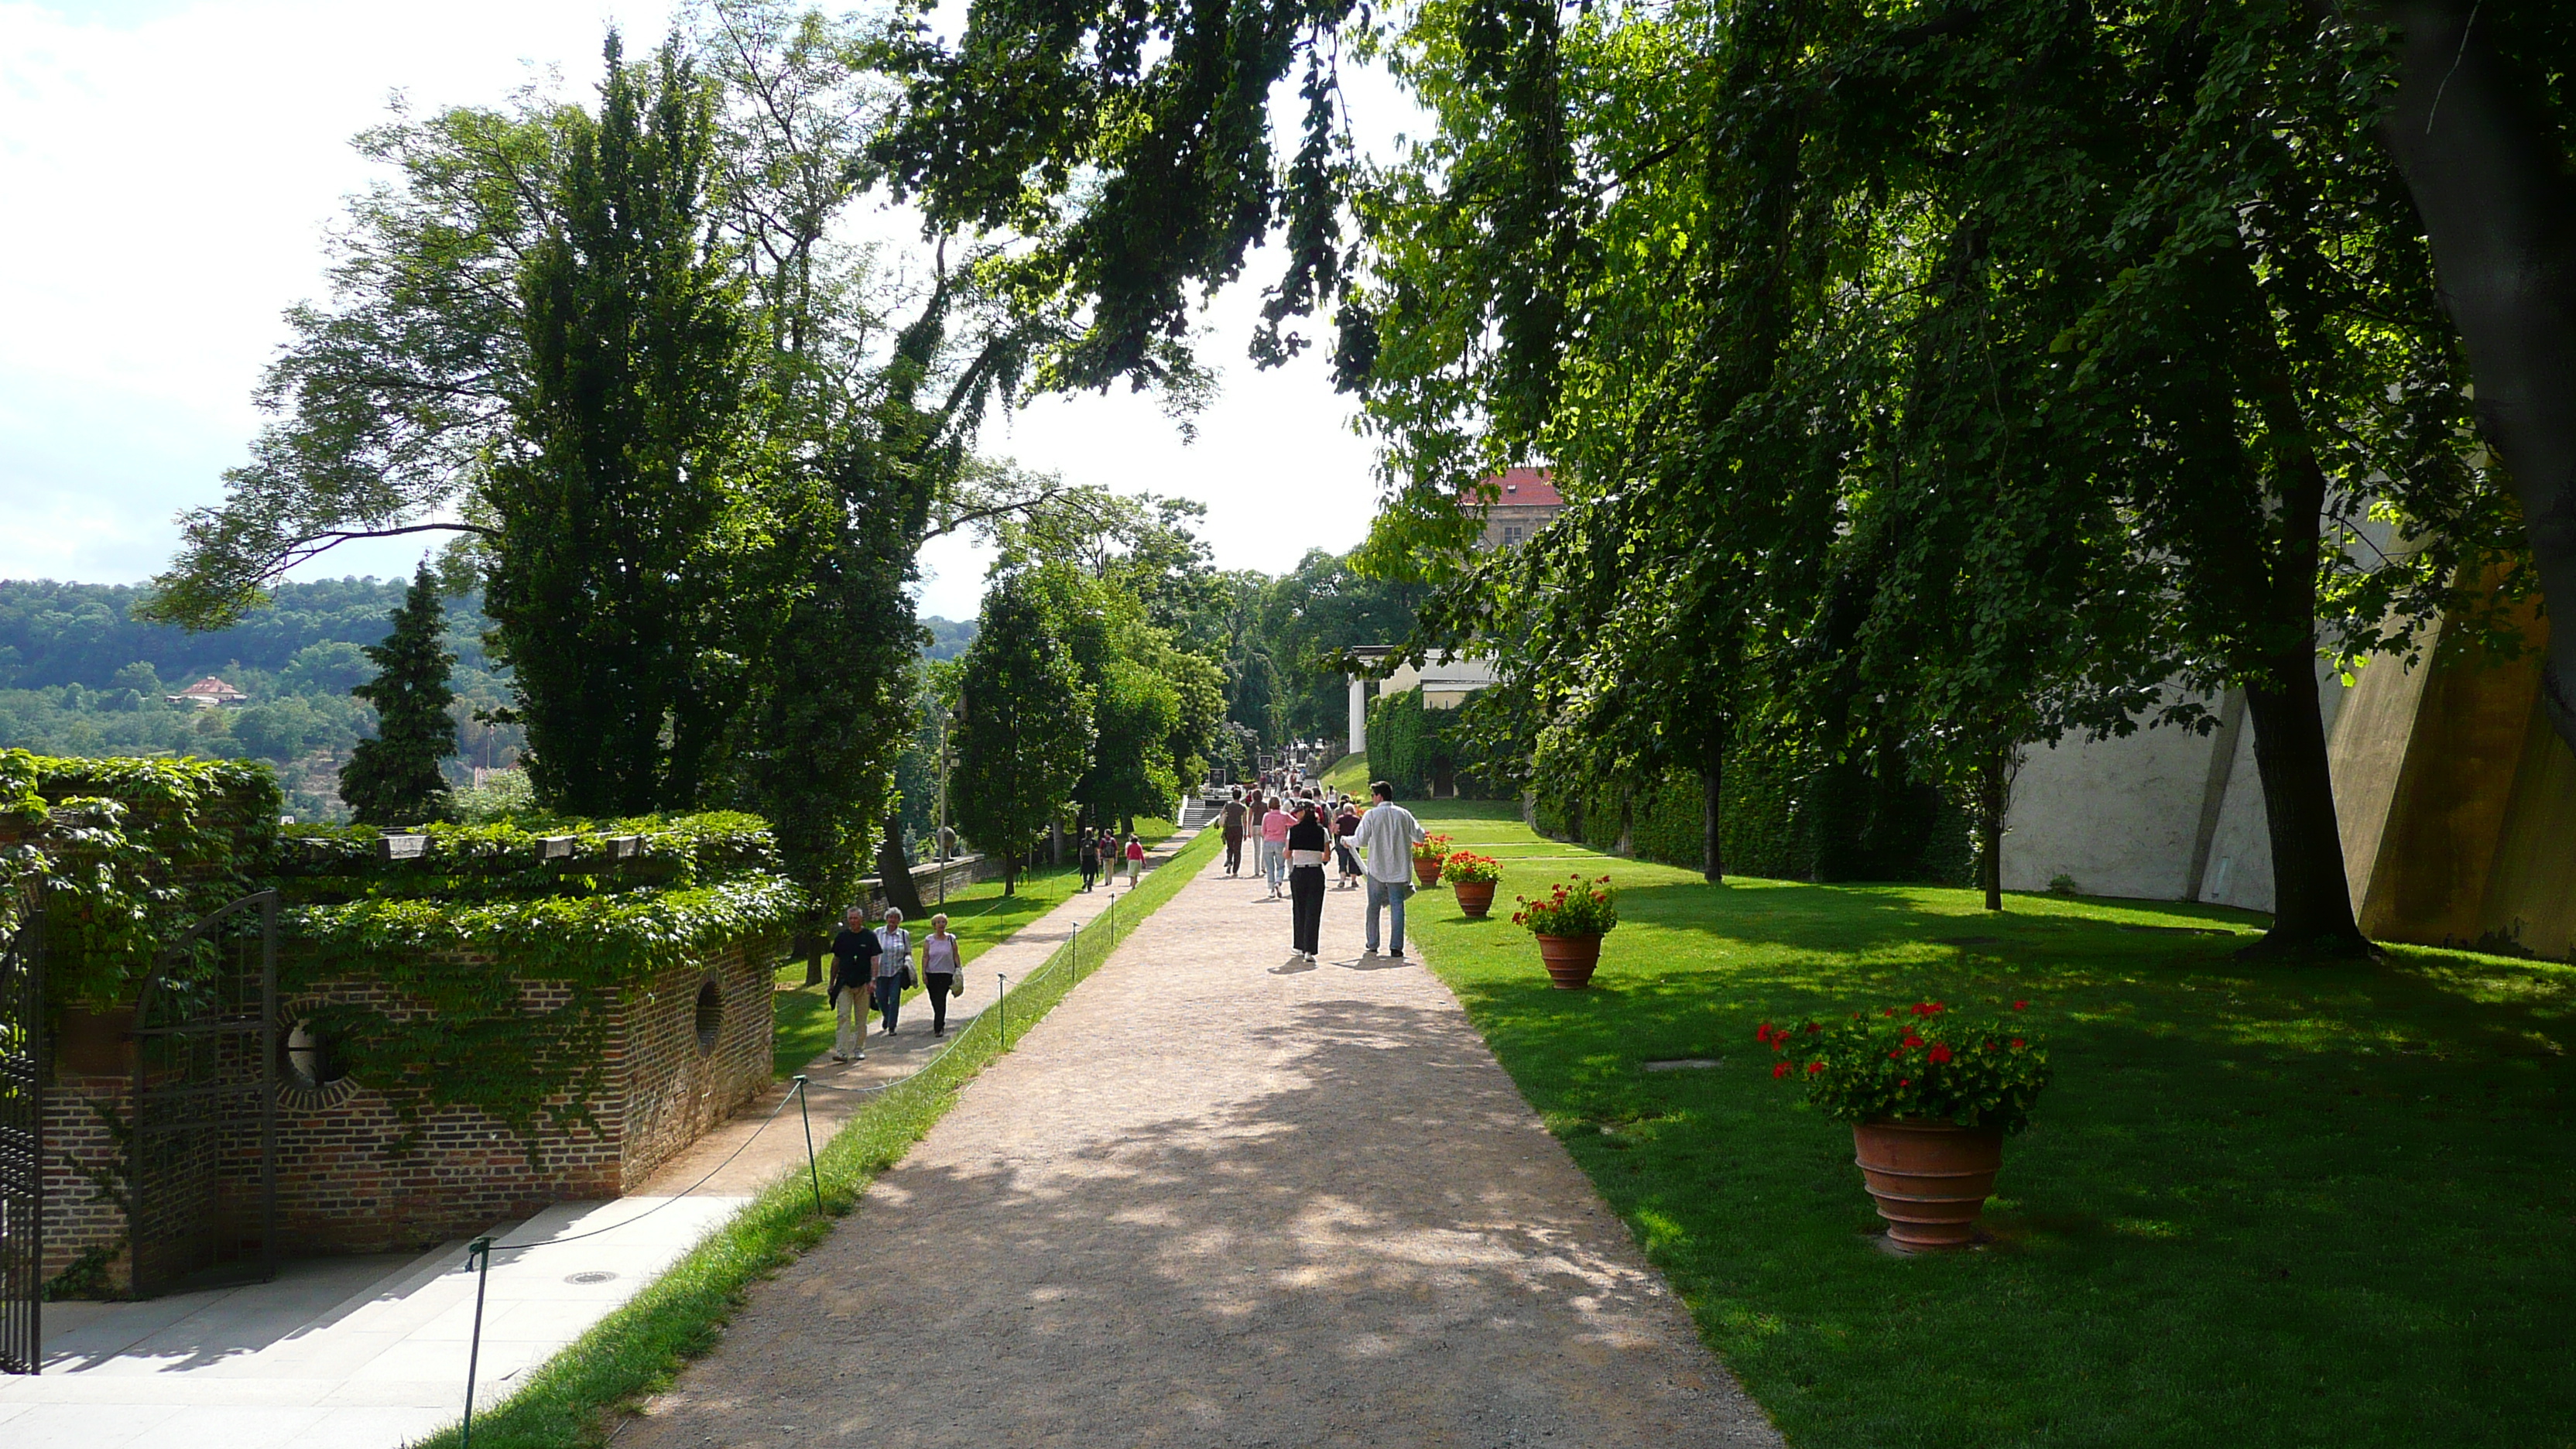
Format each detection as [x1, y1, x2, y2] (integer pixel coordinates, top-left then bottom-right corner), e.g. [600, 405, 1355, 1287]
[0, 581, 980, 820]
[923, 615, 976, 661]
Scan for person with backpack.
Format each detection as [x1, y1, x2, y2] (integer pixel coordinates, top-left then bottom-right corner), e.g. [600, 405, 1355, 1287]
[875, 906, 914, 1036]
[1079, 831, 1101, 892]
[827, 906, 879, 1062]
[1333, 797, 1364, 890]
[1220, 789, 1249, 876]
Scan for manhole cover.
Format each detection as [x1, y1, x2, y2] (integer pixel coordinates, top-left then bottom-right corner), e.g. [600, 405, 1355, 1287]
[1642, 1058, 1722, 1072]
[564, 1271, 618, 1285]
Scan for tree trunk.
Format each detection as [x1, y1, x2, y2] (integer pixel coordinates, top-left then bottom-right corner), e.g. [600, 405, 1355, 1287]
[1049, 819, 1064, 866]
[796, 931, 822, 988]
[2228, 255, 2376, 959]
[2240, 663, 2369, 954]
[1701, 729, 1726, 883]
[1978, 743, 2009, 913]
[879, 817, 926, 919]
[2361, 2, 2576, 755]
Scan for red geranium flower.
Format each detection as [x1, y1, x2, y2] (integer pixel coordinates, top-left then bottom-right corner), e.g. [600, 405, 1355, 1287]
[1772, 1061, 1793, 1079]
[1896, 1078, 1910, 1087]
[1928, 1044, 1954, 1064]
[1888, 1049, 1903, 1060]
[1756, 1023, 1775, 1043]
[1901, 1033, 1925, 1048]
[2010, 1037, 2027, 1049]
[2012, 1000, 2028, 1011]
[1807, 1060, 1825, 1074]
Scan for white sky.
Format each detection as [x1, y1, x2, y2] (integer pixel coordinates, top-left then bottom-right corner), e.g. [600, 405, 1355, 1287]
[0, 0, 1403, 621]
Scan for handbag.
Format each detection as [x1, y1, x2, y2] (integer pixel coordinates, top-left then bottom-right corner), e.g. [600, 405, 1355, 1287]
[900, 964, 916, 991]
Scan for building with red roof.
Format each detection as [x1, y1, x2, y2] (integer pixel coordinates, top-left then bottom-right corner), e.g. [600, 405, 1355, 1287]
[1462, 466, 1562, 550]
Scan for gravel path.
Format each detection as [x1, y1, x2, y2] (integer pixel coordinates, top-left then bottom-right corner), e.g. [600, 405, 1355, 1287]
[618, 852, 1781, 1448]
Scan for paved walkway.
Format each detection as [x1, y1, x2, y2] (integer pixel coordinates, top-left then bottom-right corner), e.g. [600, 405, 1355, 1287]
[621, 855, 1782, 1447]
[1, 834, 1206, 1449]
[0, 1196, 745, 1449]
[639, 828, 1204, 1196]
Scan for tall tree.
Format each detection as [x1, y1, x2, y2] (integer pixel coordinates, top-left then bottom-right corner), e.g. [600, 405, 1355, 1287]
[338, 564, 458, 825]
[484, 33, 752, 816]
[952, 574, 1094, 894]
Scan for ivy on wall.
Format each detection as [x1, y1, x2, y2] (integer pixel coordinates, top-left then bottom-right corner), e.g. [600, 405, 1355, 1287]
[1, 749, 281, 1009]
[1529, 735, 1976, 886]
[8, 748, 801, 1160]
[288, 875, 805, 1153]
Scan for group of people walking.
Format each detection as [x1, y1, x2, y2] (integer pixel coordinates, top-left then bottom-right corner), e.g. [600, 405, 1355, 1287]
[827, 903, 966, 1060]
[1218, 777, 1428, 964]
[1077, 828, 1147, 892]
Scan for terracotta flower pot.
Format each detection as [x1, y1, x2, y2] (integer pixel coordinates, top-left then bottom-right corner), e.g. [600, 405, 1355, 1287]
[1413, 857, 1443, 887]
[1852, 1118, 2005, 1251]
[1453, 879, 1497, 917]
[1534, 933, 1602, 989]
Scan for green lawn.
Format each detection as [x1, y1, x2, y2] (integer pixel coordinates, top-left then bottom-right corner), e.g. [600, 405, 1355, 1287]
[1406, 800, 2576, 1449]
[770, 831, 1179, 1075]
[1321, 751, 1370, 793]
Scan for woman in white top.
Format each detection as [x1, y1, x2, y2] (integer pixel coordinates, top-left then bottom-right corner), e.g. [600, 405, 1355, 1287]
[920, 913, 964, 1036]
[874, 906, 913, 1036]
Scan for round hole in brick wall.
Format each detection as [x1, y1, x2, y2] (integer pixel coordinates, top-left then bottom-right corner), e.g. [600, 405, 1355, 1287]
[280, 1019, 346, 1089]
[694, 977, 723, 1054]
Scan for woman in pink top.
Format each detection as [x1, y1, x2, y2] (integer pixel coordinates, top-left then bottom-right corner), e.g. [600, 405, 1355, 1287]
[1123, 833, 1146, 886]
[1259, 797, 1293, 900]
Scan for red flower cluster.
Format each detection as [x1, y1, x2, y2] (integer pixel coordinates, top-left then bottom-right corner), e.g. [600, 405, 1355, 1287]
[1772, 1061, 1793, 1078]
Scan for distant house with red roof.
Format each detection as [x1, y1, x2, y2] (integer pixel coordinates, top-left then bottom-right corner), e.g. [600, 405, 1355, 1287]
[166, 675, 248, 708]
[1461, 465, 1562, 550]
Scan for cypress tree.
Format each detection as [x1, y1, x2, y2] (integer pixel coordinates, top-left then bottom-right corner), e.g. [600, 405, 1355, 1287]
[340, 564, 458, 824]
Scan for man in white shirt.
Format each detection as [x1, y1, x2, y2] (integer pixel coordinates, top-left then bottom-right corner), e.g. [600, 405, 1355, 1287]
[1350, 779, 1429, 960]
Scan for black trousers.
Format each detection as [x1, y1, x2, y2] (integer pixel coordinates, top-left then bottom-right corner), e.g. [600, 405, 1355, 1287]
[1225, 834, 1245, 873]
[1290, 865, 1326, 954]
[926, 974, 953, 1031]
[1081, 862, 1098, 890]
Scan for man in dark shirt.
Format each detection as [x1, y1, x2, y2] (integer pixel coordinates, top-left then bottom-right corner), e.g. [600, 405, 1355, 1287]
[1220, 790, 1249, 876]
[829, 907, 880, 1062]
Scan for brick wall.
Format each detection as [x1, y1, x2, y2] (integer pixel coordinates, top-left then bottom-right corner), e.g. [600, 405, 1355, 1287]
[40, 933, 780, 1289]
[615, 939, 779, 1192]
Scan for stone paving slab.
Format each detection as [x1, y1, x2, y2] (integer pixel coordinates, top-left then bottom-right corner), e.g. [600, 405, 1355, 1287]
[619, 852, 1782, 1448]
[2, 1196, 745, 1449]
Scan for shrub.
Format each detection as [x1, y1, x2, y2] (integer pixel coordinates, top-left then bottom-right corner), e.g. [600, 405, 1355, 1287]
[1511, 873, 1619, 936]
[1761, 999, 2050, 1134]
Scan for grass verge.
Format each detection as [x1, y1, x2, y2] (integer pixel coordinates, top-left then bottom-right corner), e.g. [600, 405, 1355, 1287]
[1406, 800, 2576, 1449]
[418, 825, 1222, 1449]
[1321, 751, 1370, 793]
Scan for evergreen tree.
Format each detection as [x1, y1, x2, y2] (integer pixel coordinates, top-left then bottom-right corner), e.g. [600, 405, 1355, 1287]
[339, 565, 458, 824]
[951, 575, 1093, 895]
[483, 33, 751, 816]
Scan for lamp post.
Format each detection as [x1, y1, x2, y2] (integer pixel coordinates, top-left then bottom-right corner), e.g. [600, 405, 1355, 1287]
[936, 703, 961, 910]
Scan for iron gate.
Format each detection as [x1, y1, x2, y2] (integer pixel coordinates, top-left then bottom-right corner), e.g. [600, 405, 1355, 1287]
[0, 882, 42, 1372]
[128, 889, 277, 1297]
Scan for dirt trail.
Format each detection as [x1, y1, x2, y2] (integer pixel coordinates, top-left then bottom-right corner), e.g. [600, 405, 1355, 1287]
[619, 851, 1781, 1447]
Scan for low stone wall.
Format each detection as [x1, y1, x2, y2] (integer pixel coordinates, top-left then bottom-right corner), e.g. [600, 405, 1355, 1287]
[40, 933, 780, 1290]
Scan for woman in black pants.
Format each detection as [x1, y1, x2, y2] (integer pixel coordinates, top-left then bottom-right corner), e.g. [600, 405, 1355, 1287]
[1286, 801, 1331, 963]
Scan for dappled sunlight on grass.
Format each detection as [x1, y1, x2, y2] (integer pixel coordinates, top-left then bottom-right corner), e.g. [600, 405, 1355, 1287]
[1406, 802, 2576, 1449]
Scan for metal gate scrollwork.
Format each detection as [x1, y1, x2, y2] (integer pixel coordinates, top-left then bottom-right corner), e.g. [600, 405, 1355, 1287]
[1, 882, 43, 1372]
[129, 889, 278, 1298]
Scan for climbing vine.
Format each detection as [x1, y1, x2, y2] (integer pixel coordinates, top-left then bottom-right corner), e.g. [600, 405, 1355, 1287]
[1, 749, 280, 1009]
